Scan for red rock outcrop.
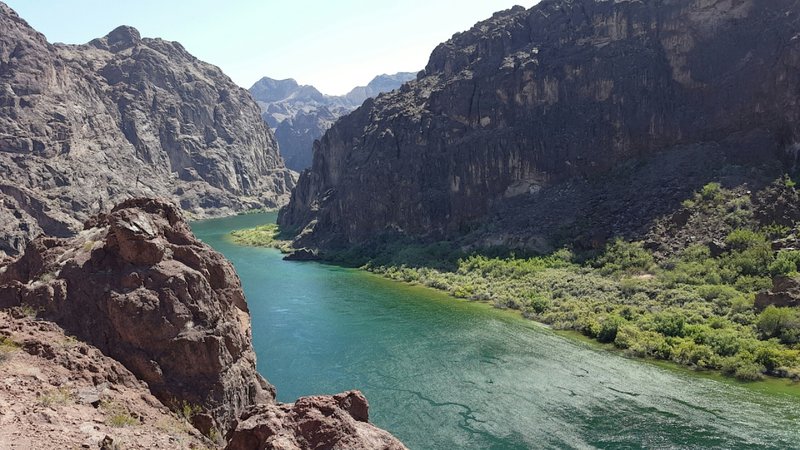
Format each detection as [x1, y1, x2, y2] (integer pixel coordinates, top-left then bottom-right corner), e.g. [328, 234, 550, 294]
[226, 391, 406, 450]
[0, 310, 209, 449]
[0, 197, 406, 448]
[0, 198, 272, 436]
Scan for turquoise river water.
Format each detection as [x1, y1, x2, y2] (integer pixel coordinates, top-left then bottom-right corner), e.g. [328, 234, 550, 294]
[191, 213, 800, 449]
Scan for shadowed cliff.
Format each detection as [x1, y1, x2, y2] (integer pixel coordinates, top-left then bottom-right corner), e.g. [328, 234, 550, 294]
[280, 0, 800, 255]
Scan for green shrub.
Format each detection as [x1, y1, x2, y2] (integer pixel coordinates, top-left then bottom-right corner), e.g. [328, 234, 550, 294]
[575, 316, 601, 338]
[179, 401, 202, 421]
[101, 400, 139, 428]
[594, 239, 654, 275]
[763, 223, 792, 240]
[752, 341, 800, 373]
[734, 362, 765, 381]
[671, 339, 717, 368]
[692, 325, 743, 357]
[700, 182, 724, 202]
[732, 275, 773, 293]
[597, 315, 625, 343]
[651, 311, 686, 337]
[721, 230, 773, 279]
[756, 306, 800, 344]
[109, 411, 139, 428]
[769, 250, 800, 277]
[681, 245, 713, 263]
[529, 293, 551, 314]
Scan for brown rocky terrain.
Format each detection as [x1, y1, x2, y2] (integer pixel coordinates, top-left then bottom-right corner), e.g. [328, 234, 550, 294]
[0, 198, 406, 449]
[0, 2, 296, 258]
[0, 310, 210, 449]
[226, 391, 406, 450]
[279, 0, 800, 255]
[0, 198, 273, 437]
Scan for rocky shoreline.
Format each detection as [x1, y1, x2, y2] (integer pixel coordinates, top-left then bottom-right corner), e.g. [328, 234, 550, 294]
[0, 198, 405, 449]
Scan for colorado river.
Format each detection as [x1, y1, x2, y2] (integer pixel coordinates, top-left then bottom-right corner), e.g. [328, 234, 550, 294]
[192, 212, 800, 449]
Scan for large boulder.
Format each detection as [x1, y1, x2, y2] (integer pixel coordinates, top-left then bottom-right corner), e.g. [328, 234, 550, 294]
[0, 198, 272, 435]
[755, 276, 800, 310]
[226, 391, 407, 450]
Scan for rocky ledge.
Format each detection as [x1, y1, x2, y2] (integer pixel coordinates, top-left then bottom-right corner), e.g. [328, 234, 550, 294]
[0, 198, 405, 449]
[0, 310, 209, 449]
[227, 391, 406, 450]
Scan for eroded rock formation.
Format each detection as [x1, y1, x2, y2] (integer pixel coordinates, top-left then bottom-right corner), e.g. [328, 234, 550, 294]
[0, 198, 406, 448]
[0, 198, 272, 435]
[226, 391, 406, 450]
[0, 2, 295, 257]
[756, 276, 800, 310]
[279, 0, 800, 253]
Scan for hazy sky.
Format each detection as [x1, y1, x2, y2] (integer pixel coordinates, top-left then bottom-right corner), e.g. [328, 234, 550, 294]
[5, 0, 539, 95]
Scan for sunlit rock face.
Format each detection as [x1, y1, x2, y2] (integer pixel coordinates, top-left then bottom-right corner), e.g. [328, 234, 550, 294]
[0, 2, 295, 257]
[280, 0, 800, 251]
[0, 198, 409, 448]
[0, 198, 273, 435]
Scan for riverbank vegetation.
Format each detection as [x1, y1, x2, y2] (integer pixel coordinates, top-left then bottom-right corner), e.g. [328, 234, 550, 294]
[367, 239, 799, 381]
[232, 178, 800, 382]
[229, 223, 293, 252]
[364, 180, 800, 382]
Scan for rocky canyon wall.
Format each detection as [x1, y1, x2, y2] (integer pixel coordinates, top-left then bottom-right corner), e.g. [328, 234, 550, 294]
[280, 0, 800, 252]
[0, 2, 296, 257]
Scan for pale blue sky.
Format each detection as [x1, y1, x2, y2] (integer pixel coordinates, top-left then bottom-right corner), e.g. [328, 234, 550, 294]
[5, 1, 539, 95]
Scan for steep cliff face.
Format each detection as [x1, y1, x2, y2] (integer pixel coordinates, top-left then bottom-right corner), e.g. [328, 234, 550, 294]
[280, 0, 800, 252]
[0, 198, 272, 435]
[250, 73, 416, 171]
[0, 2, 295, 257]
[0, 198, 407, 448]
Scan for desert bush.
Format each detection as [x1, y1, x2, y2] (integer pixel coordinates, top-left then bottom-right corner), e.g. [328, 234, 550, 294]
[39, 387, 72, 407]
[594, 239, 654, 275]
[756, 306, 800, 344]
[769, 250, 800, 277]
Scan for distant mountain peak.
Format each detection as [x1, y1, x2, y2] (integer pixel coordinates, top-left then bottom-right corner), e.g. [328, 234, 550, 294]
[249, 71, 416, 171]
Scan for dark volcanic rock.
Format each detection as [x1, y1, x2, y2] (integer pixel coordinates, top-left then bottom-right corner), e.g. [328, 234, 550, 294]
[0, 2, 295, 257]
[0, 198, 273, 435]
[283, 248, 320, 261]
[756, 276, 800, 310]
[279, 0, 800, 252]
[250, 73, 416, 171]
[226, 390, 407, 450]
